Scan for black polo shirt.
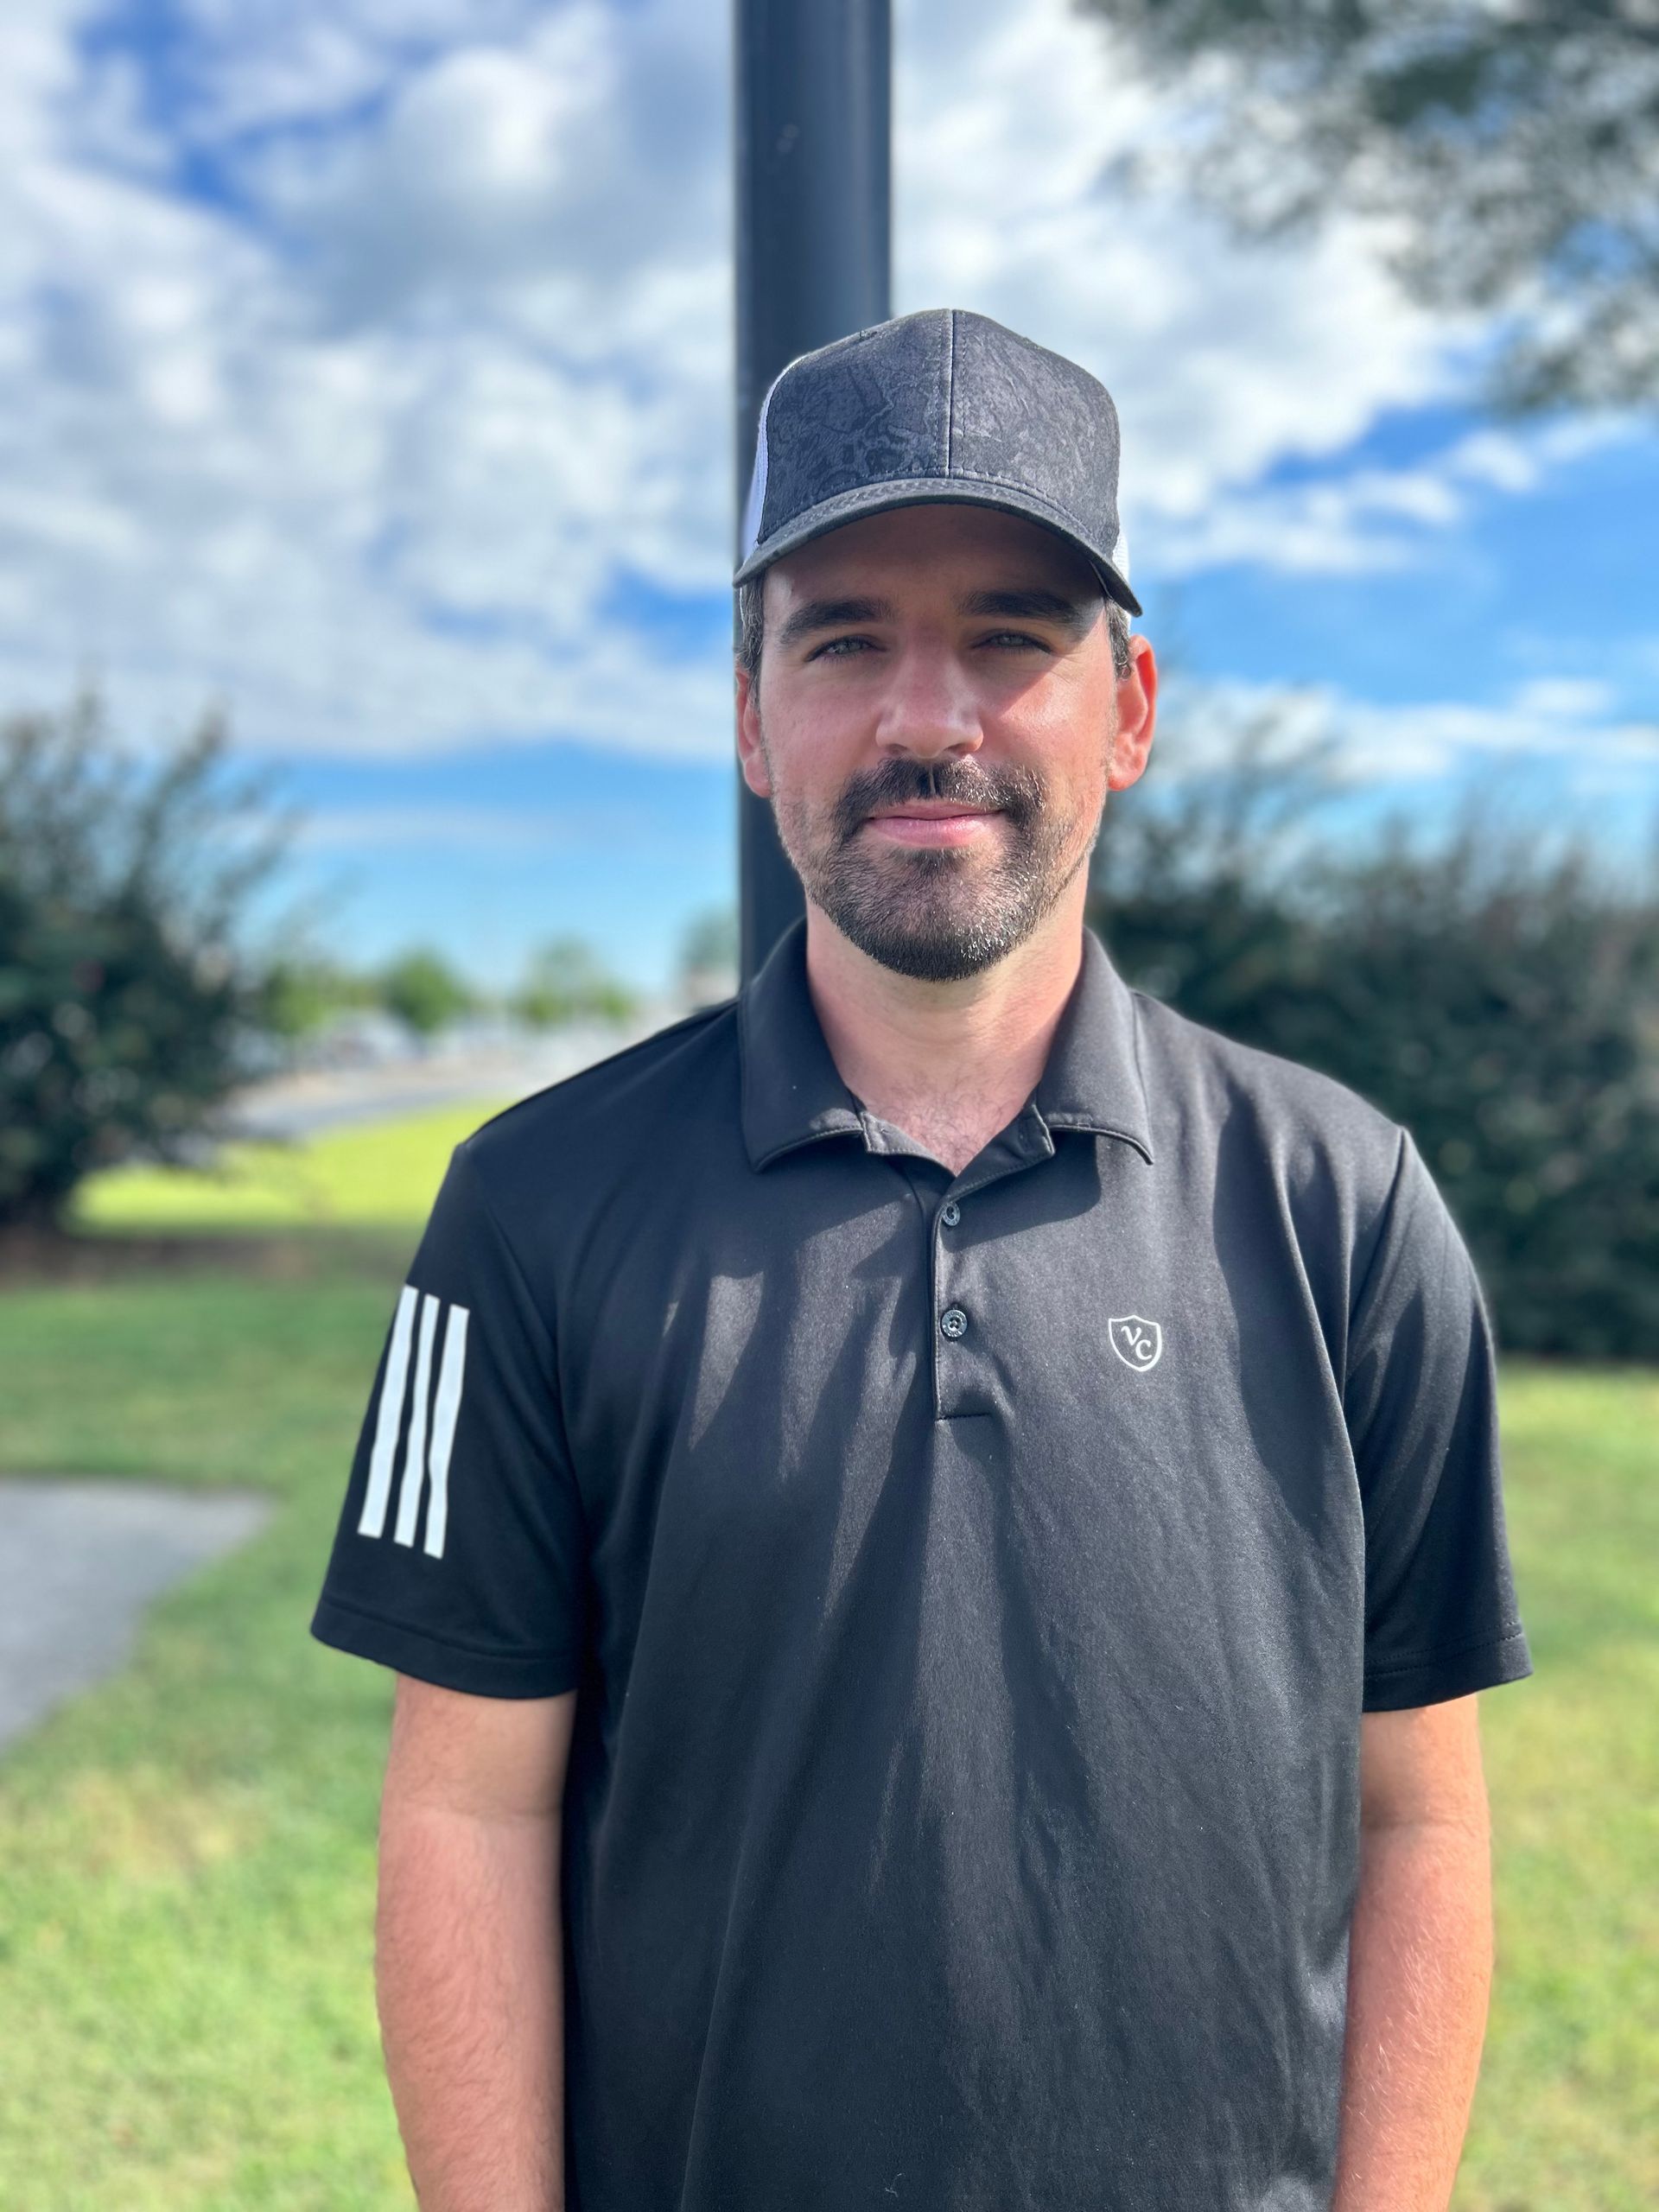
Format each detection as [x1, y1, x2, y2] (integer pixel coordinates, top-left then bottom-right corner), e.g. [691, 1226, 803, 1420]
[312, 914, 1532, 2212]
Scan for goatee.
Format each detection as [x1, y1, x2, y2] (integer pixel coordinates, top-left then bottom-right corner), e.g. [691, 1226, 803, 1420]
[773, 752, 1090, 982]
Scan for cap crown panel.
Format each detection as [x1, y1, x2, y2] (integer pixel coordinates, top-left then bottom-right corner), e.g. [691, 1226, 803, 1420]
[760, 315, 950, 536]
[948, 314, 1122, 531]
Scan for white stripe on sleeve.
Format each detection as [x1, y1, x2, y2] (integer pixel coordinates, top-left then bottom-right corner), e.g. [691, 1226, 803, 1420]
[359, 1284, 418, 1539]
[423, 1303, 470, 1560]
[393, 1293, 442, 1548]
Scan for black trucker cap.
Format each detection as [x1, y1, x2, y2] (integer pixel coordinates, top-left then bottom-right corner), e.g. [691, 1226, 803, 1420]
[734, 307, 1142, 620]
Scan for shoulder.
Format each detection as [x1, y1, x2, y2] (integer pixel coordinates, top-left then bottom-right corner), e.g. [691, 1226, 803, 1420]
[1132, 987, 1402, 1154]
[452, 996, 741, 1214]
[1129, 986, 1408, 1225]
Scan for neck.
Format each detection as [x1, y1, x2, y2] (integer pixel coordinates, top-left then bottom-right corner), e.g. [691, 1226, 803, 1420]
[803, 883, 1088, 1174]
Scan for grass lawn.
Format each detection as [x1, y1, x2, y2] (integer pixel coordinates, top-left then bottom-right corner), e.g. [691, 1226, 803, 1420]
[72, 1098, 515, 1236]
[0, 1120, 1654, 2206]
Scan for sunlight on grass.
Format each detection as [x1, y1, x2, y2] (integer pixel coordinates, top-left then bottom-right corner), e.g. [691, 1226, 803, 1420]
[1455, 1366, 1659, 2212]
[0, 1260, 1651, 2209]
[71, 1099, 518, 1235]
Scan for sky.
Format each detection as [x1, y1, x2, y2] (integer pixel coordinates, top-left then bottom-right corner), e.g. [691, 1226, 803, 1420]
[2, 0, 1655, 990]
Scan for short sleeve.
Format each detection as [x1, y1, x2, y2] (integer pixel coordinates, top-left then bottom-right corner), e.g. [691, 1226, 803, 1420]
[1344, 1128, 1534, 1712]
[310, 1141, 588, 1697]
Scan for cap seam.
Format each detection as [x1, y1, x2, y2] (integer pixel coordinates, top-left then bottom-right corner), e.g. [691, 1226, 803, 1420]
[805, 469, 1103, 538]
[944, 309, 956, 475]
[943, 463, 1106, 543]
[738, 474, 1126, 575]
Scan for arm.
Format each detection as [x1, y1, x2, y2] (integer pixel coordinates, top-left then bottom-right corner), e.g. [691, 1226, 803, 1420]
[376, 1675, 578, 2212]
[1331, 1695, 1493, 2212]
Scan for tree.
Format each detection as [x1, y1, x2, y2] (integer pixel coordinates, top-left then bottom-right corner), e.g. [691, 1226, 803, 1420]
[378, 949, 474, 1039]
[259, 955, 378, 1039]
[1082, 0, 1659, 411]
[0, 690, 289, 1233]
[512, 936, 636, 1029]
[1089, 722, 1659, 1357]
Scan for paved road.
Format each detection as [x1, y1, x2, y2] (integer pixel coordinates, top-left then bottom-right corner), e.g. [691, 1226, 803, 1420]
[0, 1014, 713, 1752]
[0, 1478, 270, 1752]
[226, 1015, 672, 1141]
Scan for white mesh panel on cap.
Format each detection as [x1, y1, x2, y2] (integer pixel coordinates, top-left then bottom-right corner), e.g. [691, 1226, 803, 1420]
[740, 408, 769, 564]
[739, 357, 800, 566]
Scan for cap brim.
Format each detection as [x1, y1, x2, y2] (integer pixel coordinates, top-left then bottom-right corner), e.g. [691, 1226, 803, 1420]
[733, 475, 1143, 620]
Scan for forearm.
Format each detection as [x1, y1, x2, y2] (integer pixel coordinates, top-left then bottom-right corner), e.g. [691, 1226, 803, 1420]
[377, 1797, 565, 2211]
[1331, 1814, 1493, 2211]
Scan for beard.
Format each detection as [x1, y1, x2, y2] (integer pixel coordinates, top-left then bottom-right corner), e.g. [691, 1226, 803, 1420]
[766, 743, 1098, 982]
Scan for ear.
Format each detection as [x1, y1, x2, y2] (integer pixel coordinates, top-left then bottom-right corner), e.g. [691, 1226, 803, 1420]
[735, 661, 772, 799]
[1105, 635, 1158, 794]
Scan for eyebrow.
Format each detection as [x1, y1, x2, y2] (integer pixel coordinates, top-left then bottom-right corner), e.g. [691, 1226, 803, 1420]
[774, 585, 1099, 653]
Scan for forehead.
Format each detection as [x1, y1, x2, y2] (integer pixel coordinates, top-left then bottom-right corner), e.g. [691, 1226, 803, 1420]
[762, 501, 1100, 615]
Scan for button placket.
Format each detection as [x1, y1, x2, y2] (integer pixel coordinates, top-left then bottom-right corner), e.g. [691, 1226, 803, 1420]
[931, 1192, 966, 1417]
[930, 1174, 992, 1420]
[928, 1127, 1052, 1421]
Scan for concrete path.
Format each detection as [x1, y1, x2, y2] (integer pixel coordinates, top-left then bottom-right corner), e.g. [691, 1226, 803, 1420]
[0, 1478, 270, 1752]
[226, 1015, 669, 1140]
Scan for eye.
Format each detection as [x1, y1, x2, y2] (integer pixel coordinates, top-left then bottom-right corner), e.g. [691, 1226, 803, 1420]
[806, 629, 1050, 661]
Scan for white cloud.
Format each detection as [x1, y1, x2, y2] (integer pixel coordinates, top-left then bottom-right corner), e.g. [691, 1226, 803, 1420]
[296, 800, 658, 853]
[0, 0, 735, 758]
[895, 0, 1646, 584]
[0, 0, 1643, 773]
[1508, 676, 1619, 722]
[1150, 669, 1659, 793]
[897, 1, 1454, 517]
[257, 16, 624, 322]
[1150, 410, 1645, 581]
[146, 0, 549, 143]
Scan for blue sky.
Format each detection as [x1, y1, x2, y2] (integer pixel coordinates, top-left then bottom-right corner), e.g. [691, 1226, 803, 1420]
[2, 0, 1654, 989]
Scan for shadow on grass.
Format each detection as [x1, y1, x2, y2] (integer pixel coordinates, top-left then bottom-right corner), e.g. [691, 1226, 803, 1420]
[0, 1224, 415, 1291]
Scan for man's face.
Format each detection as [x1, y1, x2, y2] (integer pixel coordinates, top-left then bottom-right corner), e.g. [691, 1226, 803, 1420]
[734, 502, 1156, 982]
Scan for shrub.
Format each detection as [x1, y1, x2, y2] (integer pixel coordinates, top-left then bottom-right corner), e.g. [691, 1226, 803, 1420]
[1090, 730, 1659, 1358]
[0, 691, 289, 1232]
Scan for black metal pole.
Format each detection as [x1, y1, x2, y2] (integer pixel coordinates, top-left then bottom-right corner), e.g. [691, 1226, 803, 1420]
[734, 0, 892, 983]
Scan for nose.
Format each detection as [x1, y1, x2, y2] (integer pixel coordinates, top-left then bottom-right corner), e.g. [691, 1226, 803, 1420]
[870, 639, 984, 761]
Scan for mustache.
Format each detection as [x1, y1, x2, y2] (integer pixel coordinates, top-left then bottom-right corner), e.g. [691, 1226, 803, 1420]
[830, 756, 1046, 843]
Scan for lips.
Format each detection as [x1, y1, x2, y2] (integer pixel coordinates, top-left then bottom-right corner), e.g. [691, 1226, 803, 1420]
[864, 804, 1001, 823]
[861, 804, 1003, 848]
[832, 768, 1033, 848]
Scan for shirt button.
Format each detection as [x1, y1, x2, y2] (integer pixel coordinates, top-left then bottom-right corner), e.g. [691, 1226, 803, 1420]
[940, 1201, 961, 1229]
[940, 1306, 969, 1340]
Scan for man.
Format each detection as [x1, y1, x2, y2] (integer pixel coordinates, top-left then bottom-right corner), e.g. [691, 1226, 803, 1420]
[312, 308, 1532, 2212]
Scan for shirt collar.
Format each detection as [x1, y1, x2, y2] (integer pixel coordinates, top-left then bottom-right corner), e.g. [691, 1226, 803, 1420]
[1033, 921, 1156, 1164]
[738, 916, 1155, 1171]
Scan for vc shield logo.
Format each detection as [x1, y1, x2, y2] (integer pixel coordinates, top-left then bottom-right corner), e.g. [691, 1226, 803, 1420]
[1108, 1315, 1162, 1372]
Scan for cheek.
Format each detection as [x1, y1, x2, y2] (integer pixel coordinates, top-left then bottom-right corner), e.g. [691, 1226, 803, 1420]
[759, 700, 864, 804]
[994, 658, 1111, 752]
[997, 701, 1113, 809]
